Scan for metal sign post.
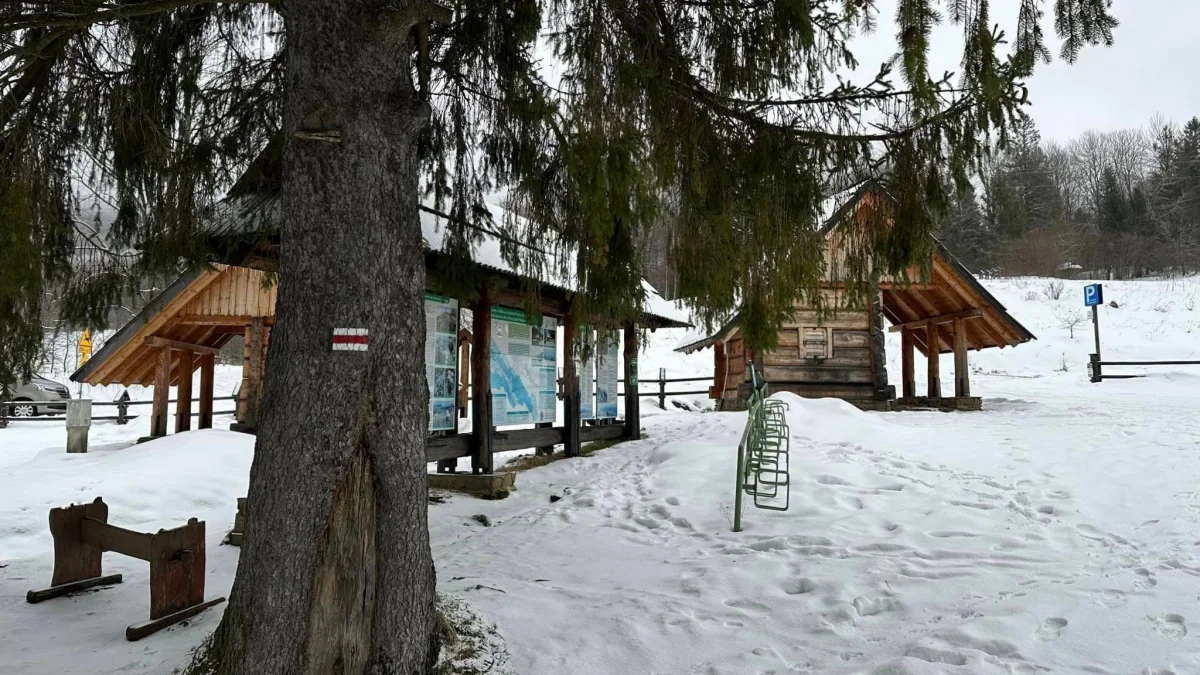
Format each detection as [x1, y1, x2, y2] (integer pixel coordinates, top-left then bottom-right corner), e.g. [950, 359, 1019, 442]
[1084, 284, 1103, 382]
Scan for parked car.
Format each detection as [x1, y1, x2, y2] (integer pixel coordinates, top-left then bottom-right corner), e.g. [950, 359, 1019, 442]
[3, 376, 72, 417]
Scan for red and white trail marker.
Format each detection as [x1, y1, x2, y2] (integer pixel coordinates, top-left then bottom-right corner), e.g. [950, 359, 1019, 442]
[332, 328, 369, 351]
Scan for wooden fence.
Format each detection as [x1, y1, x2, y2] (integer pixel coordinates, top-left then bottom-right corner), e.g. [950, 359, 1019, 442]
[0, 395, 239, 425]
[1088, 354, 1200, 382]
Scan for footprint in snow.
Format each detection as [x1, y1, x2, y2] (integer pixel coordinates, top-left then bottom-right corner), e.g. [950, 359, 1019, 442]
[1034, 617, 1068, 642]
[1147, 614, 1187, 639]
[1133, 568, 1158, 589]
[1100, 590, 1128, 608]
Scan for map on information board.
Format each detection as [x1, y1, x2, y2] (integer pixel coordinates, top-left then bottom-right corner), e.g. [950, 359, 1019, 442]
[596, 332, 619, 419]
[491, 306, 558, 425]
[424, 293, 459, 431]
[578, 328, 595, 420]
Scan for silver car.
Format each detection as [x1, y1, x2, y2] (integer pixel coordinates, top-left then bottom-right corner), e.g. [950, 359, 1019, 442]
[4, 376, 72, 417]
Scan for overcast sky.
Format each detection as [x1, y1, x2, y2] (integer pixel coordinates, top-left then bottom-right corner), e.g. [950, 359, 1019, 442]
[851, 0, 1200, 141]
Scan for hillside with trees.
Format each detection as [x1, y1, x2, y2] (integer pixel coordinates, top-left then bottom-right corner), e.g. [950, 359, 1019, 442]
[939, 114, 1200, 278]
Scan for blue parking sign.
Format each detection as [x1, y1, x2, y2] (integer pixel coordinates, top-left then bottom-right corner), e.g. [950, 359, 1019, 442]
[1084, 283, 1103, 307]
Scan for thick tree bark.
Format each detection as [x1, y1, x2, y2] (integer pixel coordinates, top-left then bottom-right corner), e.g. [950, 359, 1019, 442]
[207, 2, 438, 673]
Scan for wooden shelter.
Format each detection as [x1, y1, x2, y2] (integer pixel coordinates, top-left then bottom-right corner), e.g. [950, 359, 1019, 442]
[72, 201, 690, 472]
[72, 264, 275, 436]
[677, 182, 1034, 410]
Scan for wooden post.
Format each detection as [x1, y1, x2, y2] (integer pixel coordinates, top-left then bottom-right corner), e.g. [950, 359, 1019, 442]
[237, 331, 251, 422]
[150, 346, 172, 438]
[901, 329, 916, 399]
[175, 350, 193, 433]
[198, 354, 214, 430]
[245, 317, 264, 429]
[457, 331, 471, 419]
[623, 324, 640, 440]
[926, 322, 941, 398]
[563, 309, 580, 458]
[953, 317, 970, 397]
[470, 288, 493, 474]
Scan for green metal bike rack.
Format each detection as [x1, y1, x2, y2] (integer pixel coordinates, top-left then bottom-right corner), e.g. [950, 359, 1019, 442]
[732, 364, 791, 532]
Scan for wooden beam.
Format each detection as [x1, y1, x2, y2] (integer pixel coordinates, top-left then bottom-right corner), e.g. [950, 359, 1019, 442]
[926, 322, 941, 397]
[176, 314, 274, 327]
[144, 336, 221, 356]
[175, 350, 194, 433]
[198, 354, 214, 430]
[623, 324, 640, 441]
[887, 308, 983, 333]
[563, 308, 581, 458]
[901, 329, 916, 398]
[150, 346, 172, 438]
[470, 287, 493, 474]
[244, 317, 264, 429]
[953, 317, 970, 397]
[931, 257, 1020, 347]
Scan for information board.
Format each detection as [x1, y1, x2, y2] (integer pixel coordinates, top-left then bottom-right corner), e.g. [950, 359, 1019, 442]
[578, 329, 595, 420]
[424, 293, 459, 431]
[596, 332, 620, 419]
[491, 306, 558, 425]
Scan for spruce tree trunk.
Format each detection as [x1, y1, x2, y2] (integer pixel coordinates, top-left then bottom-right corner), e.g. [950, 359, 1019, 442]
[208, 1, 437, 673]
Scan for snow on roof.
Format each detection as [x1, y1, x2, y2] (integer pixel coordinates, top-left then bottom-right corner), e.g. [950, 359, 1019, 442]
[208, 194, 690, 327]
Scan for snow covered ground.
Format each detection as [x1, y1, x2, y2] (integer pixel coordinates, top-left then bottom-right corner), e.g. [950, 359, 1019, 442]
[2, 276, 1200, 674]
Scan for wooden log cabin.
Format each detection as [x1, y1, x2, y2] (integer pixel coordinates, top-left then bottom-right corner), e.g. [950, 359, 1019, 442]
[677, 182, 1035, 411]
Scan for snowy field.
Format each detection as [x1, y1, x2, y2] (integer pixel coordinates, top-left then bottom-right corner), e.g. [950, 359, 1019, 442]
[2, 276, 1200, 674]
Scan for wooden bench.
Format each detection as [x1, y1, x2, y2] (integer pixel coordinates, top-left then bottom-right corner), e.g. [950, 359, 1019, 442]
[26, 497, 226, 640]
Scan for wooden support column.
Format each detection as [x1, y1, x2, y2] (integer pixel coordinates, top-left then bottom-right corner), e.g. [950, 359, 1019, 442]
[926, 322, 941, 398]
[953, 317, 970, 397]
[244, 317, 264, 429]
[470, 288, 493, 474]
[622, 324, 640, 441]
[150, 346, 172, 438]
[901, 330, 916, 398]
[237, 332, 251, 423]
[175, 350, 194, 433]
[198, 354, 214, 430]
[563, 309, 581, 458]
[457, 332, 471, 419]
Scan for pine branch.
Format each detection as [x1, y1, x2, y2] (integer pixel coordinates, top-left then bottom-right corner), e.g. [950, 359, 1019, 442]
[0, 0, 274, 32]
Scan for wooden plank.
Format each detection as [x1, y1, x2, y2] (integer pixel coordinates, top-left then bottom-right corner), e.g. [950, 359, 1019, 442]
[126, 597, 225, 642]
[953, 317, 970, 397]
[761, 365, 874, 384]
[27, 574, 124, 603]
[494, 426, 564, 452]
[623, 324, 640, 440]
[175, 350, 194, 433]
[901, 330, 916, 398]
[783, 310, 871, 329]
[763, 348, 873, 368]
[832, 330, 872, 348]
[198, 354, 214, 430]
[428, 434, 470, 463]
[926, 322, 941, 397]
[887, 308, 983, 333]
[580, 424, 625, 443]
[80, 518, 154, 561]
[151, 346, 171, 437]
[470, 287, 493, 473]
[144, 336, 222, 356]
[175, 314, 267, 326]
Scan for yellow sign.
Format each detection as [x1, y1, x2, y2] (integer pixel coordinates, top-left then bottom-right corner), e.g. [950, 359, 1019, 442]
[78, 329, 92, 367]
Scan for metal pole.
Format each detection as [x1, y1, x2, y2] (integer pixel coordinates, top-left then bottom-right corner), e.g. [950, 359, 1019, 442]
[1092, 304, 1101, 360]
[733, 439, 744, 533]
